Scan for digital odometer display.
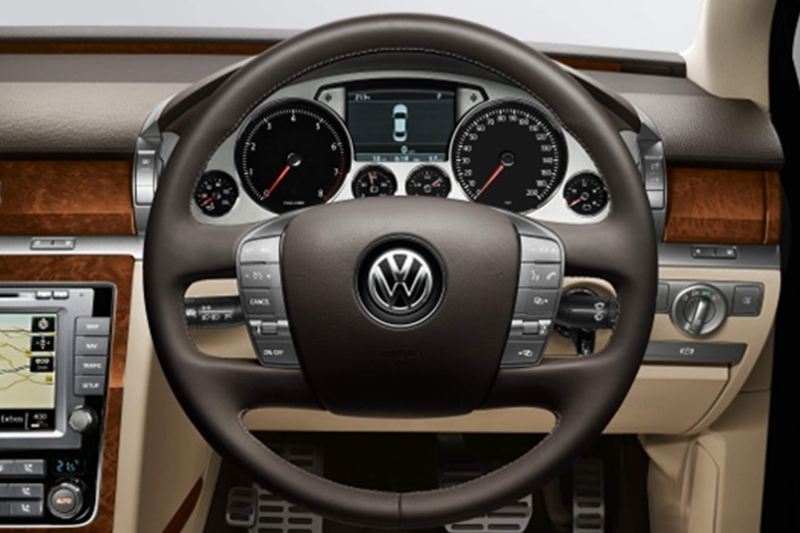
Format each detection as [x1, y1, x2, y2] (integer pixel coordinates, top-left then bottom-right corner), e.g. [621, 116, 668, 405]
[347, 87, 455, 162]
[452, 100, 567, 212]
[0, 313, 57, 432]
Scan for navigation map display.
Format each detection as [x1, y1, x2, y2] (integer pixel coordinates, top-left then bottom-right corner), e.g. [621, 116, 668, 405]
[0, 313, 57, 431]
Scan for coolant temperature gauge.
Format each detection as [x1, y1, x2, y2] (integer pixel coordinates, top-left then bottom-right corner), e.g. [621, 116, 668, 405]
[194, 170, 239, 217]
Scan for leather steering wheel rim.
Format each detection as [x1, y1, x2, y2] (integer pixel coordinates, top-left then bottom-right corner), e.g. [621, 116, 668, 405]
[144, 14, 657, 529]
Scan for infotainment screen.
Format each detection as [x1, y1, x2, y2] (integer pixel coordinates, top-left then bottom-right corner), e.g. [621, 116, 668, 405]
[347, 87, 455, 162]
[0, 313, 57, 431]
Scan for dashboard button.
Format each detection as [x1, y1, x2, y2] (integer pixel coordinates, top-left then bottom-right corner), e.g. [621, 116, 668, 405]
[75, 356, 107, 375]
[75, 376, 106, 396]
[518, 263, 560, 289]
[74, 336, 109, 356]
[240, 264, 281, 288]
[732, 285, 763, 316]
[75, 317, 110, 336]
[10, 500, 43, 517]
[656, 283, 669, 312]
[646, 190, 665, 209]
[14, 460, 45, 478]
[7, 483, 44, 499]
[48, 483, 83, 520]
[0, 461, 15, 477]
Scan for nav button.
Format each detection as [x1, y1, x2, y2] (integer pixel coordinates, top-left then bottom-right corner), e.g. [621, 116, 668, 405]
[74, 336, 109, 356]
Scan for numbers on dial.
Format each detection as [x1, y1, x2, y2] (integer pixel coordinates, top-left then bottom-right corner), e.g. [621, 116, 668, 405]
[406, 166, 451, 198]
[352, 166, 398, 198]
[193, 170, 239, 217]
[563, 173, 609, 216]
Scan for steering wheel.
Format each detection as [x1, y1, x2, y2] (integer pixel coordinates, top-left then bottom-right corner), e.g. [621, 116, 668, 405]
[144, 14, 656, 529]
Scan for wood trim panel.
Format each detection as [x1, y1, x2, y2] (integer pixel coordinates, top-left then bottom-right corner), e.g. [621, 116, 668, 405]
[0, 41, 623, 72]
[162, 478, 204, 533]
[0, 255, 134, 532]
[664, 168, 782, 245]
[0, 160, 135, 237]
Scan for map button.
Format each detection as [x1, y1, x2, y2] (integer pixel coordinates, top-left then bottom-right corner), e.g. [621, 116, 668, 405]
[74, 336, 109, 356]
[75, 376, 106, 396]
[75, 317, 110, 336]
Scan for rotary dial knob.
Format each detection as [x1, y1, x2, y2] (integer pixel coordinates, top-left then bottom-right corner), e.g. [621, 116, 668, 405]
[670, 284, 728, 336]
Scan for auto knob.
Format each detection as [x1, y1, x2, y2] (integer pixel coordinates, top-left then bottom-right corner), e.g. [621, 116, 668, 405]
[670, 284, 728, 337]
[68, 407, 97, 434]
[47, 482, 84, 520]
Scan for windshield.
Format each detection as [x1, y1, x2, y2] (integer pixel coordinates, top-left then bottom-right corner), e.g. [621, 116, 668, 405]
[3, 0, 704, 53]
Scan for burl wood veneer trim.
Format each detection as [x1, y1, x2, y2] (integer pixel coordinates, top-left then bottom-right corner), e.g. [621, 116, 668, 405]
[0, 160, 135, 236]
[664, 168, 782, 245]
[0, 255, 134, 532]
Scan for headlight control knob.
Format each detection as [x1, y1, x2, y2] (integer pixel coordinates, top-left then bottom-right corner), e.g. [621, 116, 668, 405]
[670, 284, 728, 336]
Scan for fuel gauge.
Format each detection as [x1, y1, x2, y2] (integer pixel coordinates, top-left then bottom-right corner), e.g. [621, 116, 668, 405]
[406, 166, 451, 198]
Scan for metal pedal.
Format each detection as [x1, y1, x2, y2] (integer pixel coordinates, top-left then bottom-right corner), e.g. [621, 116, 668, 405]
[441, 464, 533, 533]
[572, 458, 604, 533]
[226, 486, 257, 528]
[226, 444, 323, 533]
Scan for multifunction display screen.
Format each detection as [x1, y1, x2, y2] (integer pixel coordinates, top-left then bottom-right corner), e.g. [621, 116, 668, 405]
[347, 87, 455, 162]
[0, 313, 57, 431]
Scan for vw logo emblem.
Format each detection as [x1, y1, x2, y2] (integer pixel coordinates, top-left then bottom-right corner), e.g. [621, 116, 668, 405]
[360, 245, 442, 325]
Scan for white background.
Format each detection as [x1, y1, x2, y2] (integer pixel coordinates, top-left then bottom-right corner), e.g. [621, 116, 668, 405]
[3, 0, 705, 52]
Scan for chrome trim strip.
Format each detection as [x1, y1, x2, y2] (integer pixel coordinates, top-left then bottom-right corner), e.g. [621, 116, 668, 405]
[0, 237, 144, 260]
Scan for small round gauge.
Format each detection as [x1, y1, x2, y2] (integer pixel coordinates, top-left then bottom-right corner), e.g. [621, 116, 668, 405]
[563, 173, 609, 216]
[235, 99, 351, 213]
[352, 166, 397, 198]
[452, 100, 567, 212]
[193, 170, 239, 217]
[406, 166, 451, 198]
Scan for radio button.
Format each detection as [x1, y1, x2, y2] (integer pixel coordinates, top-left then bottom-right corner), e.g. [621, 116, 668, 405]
[75, 356, 107, 375]
[74, 336, 109, 356]
[75, 317, 110, 336]
[75, 376, 106, 396]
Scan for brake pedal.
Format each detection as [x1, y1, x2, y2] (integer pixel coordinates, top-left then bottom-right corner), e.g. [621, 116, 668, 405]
[572, 458, 605, 533]
[226, 444, 323, 533]
[441, 464, 533, 533]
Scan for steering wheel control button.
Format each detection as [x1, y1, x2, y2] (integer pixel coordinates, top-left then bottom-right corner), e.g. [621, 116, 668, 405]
[519, 236, 561, 263]
[502, 341, 545, 367]
[255, 341, 298, 366]
[514, 290, 558, 317]
[239, 237, 281, 264]
[47, 483, 84, 520]
[358, 244, 444, 326]
[518, 264, 560, 289]
[240, 264, 281, 288]
[670, 284, 728, 337]
[242, 290, 285, 315]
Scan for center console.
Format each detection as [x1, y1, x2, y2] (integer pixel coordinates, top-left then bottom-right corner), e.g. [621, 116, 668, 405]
[0, 286, 114, 527]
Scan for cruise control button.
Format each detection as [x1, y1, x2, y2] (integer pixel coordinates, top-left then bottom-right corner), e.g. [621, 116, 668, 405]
[519, 237, 561, 263]
[255, 341, 298, 367]
[240, 237, 280, 264]
[243, 289, 285, 315]
[518, 263, 560, 288]
[501, 341, 544, 367]
[74, 336, 109, 356]
[514, 290, 559, 317]
[75, 317, 110, 336]
[75, 356, 107, 375]
[75, 376, 106, 396]
[240, 264, 281, 288]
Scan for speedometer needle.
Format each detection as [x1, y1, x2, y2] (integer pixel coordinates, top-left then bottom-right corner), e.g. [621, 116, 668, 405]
[475, 164, 506, 198]
[263, 165, 292, 198]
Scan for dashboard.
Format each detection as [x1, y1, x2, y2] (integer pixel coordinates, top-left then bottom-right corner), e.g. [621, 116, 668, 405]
[177, 68, 656, 227]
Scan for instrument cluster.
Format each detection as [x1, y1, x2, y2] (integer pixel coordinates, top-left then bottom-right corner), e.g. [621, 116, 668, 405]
[193, 74, 613, 224]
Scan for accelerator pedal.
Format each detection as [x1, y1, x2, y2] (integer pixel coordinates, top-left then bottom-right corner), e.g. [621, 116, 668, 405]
[572, 458, 605, 533]
[226, 444, 323, 533]
[441, 465, 533, 533]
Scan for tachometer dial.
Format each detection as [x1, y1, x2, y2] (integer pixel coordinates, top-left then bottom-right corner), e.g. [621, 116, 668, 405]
[235, 100, 351, 213]
[563, 173, 609, 216]
[193, 170, 239, 217]
[352, 166, 397, 198]
[406, 166, 451, 198]
[452, 100, 567, 212]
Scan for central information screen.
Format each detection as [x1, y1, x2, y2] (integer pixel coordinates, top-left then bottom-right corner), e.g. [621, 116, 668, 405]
[347, 87, 455, 162]
[0, 313, 57, 431]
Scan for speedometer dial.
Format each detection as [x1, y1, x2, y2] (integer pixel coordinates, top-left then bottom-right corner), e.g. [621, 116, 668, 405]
[451, 100, 567, 212]
[235, 100, 351, 213]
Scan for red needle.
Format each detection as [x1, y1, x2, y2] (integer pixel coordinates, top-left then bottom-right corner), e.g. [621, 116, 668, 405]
[569, 197, 583, 207]
[264, 165, 292, 198]
[200, 196, 214, 207]
[476, 164, 505, 198]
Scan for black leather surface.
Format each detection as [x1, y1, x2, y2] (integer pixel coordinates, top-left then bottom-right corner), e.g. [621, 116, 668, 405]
[144, 14, 656, 528]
